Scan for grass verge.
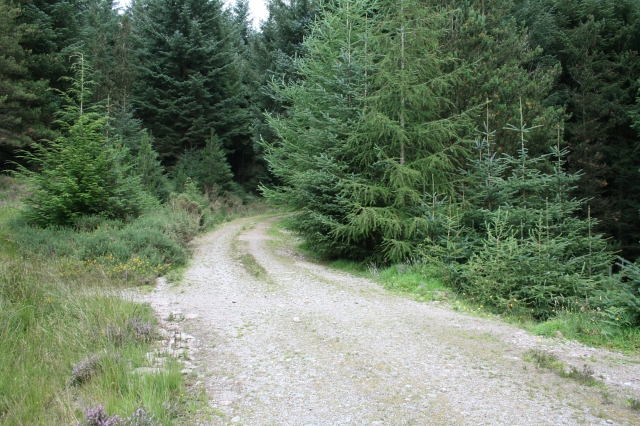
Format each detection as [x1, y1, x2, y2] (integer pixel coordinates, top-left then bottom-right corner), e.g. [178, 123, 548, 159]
[275, 216, 640, 353]
[0, 174, 276, 424]
[0, 207, 184, 425]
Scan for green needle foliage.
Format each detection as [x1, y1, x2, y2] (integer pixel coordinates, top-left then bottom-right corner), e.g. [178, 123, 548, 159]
[16, 54, 150, 226]
[0, 0, 51, 161]
[262, 0, 373, 258]
[137, 131, 171, 201]
[336, 0, 474, 262]
[457, 104, 616, 320]
[173, 130, 234, 195]
[131, 0, 242, 165]
[264, 0, 474, 262]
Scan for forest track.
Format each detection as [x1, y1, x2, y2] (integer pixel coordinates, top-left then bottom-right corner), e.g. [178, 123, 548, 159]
[143, 215, 640, 425]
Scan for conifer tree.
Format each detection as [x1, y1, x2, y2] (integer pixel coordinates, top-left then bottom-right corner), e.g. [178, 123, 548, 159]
[264, 0, 474, 262]
[515, 0, 640, 259]
[15, 0, 87, 131]
[333, 0, 474, 261]
[232, 0, 252, 46]
[77, 0, 122, 103]
[0, 2, 37, 149]
[173, 130, 234, 194]
[137, 131, 170, 200]
[131, 0, 240, 165]
[437, 0, 564, 157]
[110, 95, 145, 154]
[197, 130, 234, 194]
[16, 54, 148, 226]
[243, 0, 318, 189]
[0, 0, 53, 166]
[459, 104, 614, 319]
[262, 0, 376, 257]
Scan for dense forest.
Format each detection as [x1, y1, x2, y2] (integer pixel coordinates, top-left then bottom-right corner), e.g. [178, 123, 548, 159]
[4, 1, 640, 422]
[2, 0, 640, 322]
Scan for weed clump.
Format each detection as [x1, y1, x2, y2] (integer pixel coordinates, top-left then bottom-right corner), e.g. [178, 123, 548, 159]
[525, 349, 602, 387]
[525, 349, 564, 372]
[562, 364, 598, 386]
[628, 399, 640, 411]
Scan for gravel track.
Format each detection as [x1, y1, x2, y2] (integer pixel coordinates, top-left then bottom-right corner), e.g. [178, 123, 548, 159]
[143, 215, 640, 425]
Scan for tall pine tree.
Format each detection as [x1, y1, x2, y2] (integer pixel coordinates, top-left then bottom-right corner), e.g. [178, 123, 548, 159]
[0, 0, 51, 165]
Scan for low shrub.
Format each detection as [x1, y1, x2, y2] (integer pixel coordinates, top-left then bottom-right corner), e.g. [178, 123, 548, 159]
[83, 405, 160, 426]
[7, 199, 202, 279]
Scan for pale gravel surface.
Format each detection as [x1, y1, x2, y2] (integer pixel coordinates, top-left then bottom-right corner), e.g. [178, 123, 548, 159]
[141, 215, 640, 425]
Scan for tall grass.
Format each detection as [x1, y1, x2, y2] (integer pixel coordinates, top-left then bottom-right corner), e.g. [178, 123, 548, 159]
[0, 243, 184, 424]
[0, 180, 187, 424]
[0, 175, 274, 424]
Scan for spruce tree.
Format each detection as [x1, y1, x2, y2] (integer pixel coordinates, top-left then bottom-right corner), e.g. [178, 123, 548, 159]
[137, 131, 170, 200]
[15, 0, 86, 131]
[262, 0, 375, 257]
[77, 0, 122, 103]
[459, 104, 614, 319]
[16, 55, 148, 226]
[515, 0, 640, 259]
[436, 0, 564, 157]
[333, 0, 474, 262]
[131, 0, 240, 165]
[0, 0, 54, 167]
[0, 2, 40, 152]
[197, 130, 234, 194]
[173, 130, 234, 195]
[264, 0, 475, 262]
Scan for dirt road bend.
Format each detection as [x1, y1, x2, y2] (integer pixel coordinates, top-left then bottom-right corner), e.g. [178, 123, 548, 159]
[142, 215, 640, 425]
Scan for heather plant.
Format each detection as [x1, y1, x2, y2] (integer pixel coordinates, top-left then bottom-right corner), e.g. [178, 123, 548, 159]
[83, 405, 125, 426]
[83, 406, 160, 426]
[71, 355, 102, 386]
[107, 318, 155, 346]
[127, 317, 155, 342]
[0, 195, 183, 424]
[126, 408, 160, 426]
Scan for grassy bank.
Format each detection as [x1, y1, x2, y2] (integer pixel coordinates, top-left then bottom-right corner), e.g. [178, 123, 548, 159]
[0, 258, 184, 424]
[0, 176, 271, 424]
[0, 190, 185, 424]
